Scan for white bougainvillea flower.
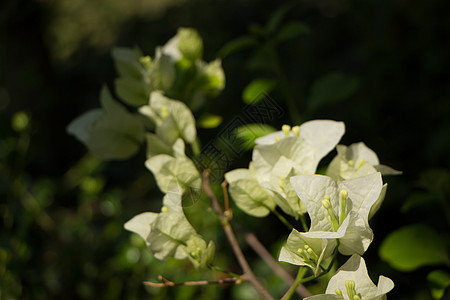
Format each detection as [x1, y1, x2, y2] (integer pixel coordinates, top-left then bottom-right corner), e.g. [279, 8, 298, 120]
[67, 86, 145, 160]
[124, 191, 214, 268]
[327, 142, 402, 181]
[259, 156, 307, 217]
[224, 164, 276, 217]
[279, 229, 337, 276]
[305, 254, 394, 300]
[227, 120, 345, 219]
[139, 91, 197, 145]
[289, 173, 383, 255]
[145, 153, 201, 195]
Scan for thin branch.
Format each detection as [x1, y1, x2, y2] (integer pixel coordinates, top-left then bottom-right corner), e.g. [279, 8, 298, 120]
[221, 180, 232, 220]
[202, 170, 274, 300]
[144, 276, 240, 287]
[245, 233, 312, 298]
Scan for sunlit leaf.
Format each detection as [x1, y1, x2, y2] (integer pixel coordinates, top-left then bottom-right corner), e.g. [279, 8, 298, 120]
[197, 114, 222, 128]
[428, 270, 450, 299]
[235, 124, 276, 150]
[379, 224, 450, 271]
[242, 78, 277, 104]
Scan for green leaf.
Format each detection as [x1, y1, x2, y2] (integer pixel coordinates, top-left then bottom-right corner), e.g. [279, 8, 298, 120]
[145, 154, 201, 195]
[308, 72, 359, 113]
[111, 47, 144, 80]
[428, 270, 450, 299]
[115, 77, 149, 107]
[235, 124, 276, 150]
[242, 78, 277, 104]
[275, 21, 310, 43]
[145, 133, 172, 158]
[197, 114, 222, 129]
[67, 86, 145, 160]
[379, 224, 450, 271]
[147, 91, 197, 145]
[177, 28, 203, 61]
[218, 35, 258, 58]
[266, 2, 297, 34]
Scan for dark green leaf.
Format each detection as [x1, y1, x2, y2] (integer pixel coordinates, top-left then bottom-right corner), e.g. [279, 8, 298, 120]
[115, 78, 149, 107]
[111, 47, 144, 80]
[275, 21, 310, 43]
[218, 36, 258, 58]
[308, 72, 359, 112]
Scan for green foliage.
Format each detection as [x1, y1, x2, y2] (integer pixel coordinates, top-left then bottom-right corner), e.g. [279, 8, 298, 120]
[67, 86, 146, 160]
[242, 78, 277, 104]
[307, 72, 359, 113]
[379, 224, 450, 271]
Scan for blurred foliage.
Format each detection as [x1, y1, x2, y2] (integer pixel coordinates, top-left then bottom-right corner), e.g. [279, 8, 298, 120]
[1, 0, 449, 299]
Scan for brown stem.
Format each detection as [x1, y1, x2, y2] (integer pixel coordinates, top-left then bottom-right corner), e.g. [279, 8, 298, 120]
[221, 180, 232, 219]
[144, 276, 240, 287]
[245, 233, 312, 298]
[202, 170, 274, 300]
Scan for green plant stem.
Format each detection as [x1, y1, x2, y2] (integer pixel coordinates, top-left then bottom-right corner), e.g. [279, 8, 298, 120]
[282, 267, 308, 300]
[299, 213, 309, 232]
[271, 209, 293, 230]
[191, 137, 201, 157]
[245, 233, 312, 298]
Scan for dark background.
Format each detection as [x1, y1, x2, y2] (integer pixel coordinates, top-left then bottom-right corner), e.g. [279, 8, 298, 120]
[1, 0, 449, 299]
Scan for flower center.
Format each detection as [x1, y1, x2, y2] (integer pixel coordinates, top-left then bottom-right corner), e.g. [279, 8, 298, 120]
[322, 195, 340, 231]
[297, 244, 319, 265]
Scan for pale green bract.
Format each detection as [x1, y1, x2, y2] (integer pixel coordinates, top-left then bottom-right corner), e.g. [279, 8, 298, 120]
[287, 173, 383, 257]
[67, 86, 145, 160]
[327, 142, 402, 181]
[139, 91, 197, 145]
[124, 192, 215, 268]
[225, 165, 276, 217]
[145, 153, 201, 195]
[305, 255, 394, 300]
[279, 229, 336, 276]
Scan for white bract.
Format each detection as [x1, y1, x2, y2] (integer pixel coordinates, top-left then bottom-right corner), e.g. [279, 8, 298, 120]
[225, 164, 276, 217]
[67, 86, 145, 160]
[226, 120, 345, 218]
[327, 142, 401, 181]
[287, 173, 383, 257]
[305, 255, 394, 300]
[124, 192, 215, 269]
[139, 91, 197, 145]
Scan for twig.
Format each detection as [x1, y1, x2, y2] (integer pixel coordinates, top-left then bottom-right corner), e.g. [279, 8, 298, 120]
[245, 233, 312, 298]
[144, 276, 240, 287]
[221, 180, 232, 220]
[202, 170, 274, 300]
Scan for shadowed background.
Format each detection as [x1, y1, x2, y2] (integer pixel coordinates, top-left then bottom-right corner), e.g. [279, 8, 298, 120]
[1, 0, 449, 299]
